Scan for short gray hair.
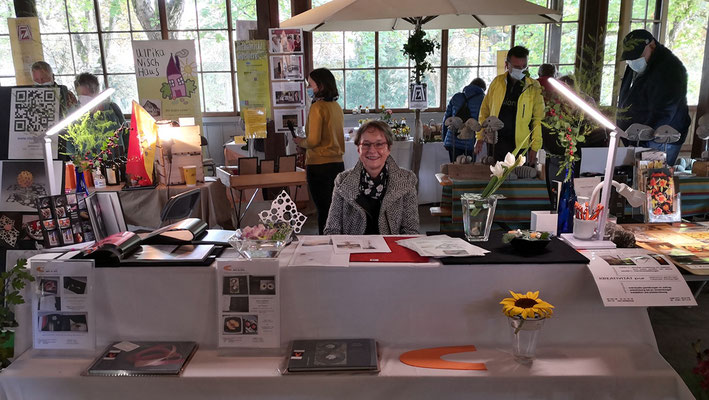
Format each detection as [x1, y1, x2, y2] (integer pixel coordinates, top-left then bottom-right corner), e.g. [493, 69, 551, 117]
[354, 120, 393, 147]
[31, 61, 53, 74]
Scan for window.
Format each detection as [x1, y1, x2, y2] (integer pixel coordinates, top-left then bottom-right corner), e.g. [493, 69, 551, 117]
[167, 0, 235, 113]
[601, 0, 622, 105]
[0, 2, 15, 86]
[664, 0, 709, 105]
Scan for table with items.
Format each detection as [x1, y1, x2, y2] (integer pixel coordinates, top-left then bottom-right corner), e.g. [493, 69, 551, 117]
[0, 233, 693, 400]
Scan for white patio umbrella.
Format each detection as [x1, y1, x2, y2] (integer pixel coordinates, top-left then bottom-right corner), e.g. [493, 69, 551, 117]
[280, 0, 561, 32]
[282, 0, 560, 176]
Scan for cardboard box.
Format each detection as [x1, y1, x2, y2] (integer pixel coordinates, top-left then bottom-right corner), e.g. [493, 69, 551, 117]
[693, 161, 709, 177]
[155, 125, 204, 185]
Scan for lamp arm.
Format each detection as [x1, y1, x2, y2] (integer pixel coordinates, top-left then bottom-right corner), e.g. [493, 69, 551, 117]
[43, 136, 57, 196]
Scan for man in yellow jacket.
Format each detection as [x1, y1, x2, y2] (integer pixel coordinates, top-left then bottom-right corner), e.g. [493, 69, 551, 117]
[474, 46, 544, 165]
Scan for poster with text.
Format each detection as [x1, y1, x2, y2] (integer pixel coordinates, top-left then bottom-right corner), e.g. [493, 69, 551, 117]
[216, 258, 280, 348]
[8, 17, 44, 86]
[5, 87, 59, 159]
[31, 258, 95, 350]
[132, 40, 202, 127]
[235, 40, 271, 138]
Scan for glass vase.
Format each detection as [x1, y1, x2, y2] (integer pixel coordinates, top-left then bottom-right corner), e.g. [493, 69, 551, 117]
[508, 316, 545, 364]
[75, 169, 89, 198]
[461, 193, 503, 241]
[556, 169, 576, 234]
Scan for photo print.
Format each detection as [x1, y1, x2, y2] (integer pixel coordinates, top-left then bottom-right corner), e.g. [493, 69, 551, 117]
[272, 81, 305, 107]
[223, 316, 243, 334]
[224, 296, 250, 313]
[243, 315, 258, 334]
[270, 55, 304, 80]
[63, 276, 87, 295]
[268, 28, 303, 54]
[39, 313, 88, 332]
[0, 213, 22, 248]
[249, 275, 276, 295]
[222, 276, 248, 295]
[273, 108, 305, 132]
[0, 160, 64, 212]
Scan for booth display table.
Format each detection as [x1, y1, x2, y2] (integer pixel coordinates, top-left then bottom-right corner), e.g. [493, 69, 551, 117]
[0, 245, 692, 399]
[94, 181, 233, 229]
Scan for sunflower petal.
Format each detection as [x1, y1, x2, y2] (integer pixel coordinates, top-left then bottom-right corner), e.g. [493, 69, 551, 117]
[510, 290, 521, 299]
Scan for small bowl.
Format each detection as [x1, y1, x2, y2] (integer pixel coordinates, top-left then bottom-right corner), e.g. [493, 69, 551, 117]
[510, 237, 551, 254]
[228, 230, 290, 259]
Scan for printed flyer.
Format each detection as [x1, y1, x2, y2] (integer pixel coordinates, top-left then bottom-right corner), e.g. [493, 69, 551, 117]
[216, 259, 280, 348]
[132, 40, 202, 126]
[235, 40, 270, 138]
[30, 259, 95, 350]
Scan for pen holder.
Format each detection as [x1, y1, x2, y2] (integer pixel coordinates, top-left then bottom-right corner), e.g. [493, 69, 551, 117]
[573, 217, 598, 240]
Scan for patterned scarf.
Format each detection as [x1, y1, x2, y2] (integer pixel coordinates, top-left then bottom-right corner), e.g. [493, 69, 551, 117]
[359, 165, 388, 200]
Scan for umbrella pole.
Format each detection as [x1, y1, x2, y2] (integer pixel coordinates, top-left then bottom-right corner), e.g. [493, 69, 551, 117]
[411, 17, 424, 185]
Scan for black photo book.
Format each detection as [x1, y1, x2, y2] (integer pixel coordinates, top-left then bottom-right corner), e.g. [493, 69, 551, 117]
[287, 339, 379, 373]
[86, 341, 198, 376]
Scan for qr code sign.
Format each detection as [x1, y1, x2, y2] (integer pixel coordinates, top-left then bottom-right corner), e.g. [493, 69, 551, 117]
[11, 88, 59, 133]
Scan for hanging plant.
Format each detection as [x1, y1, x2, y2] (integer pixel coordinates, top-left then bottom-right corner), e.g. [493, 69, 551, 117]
[402, 30, 440, 83]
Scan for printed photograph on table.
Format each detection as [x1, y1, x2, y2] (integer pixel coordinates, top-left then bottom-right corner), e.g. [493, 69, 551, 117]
[249, 275, 276, 295]
[0, 213, 23, 248]
[645, 168, 681, 223]
[270, 55, 304, 80]
[268, 28, 303, 54]
[223, 316, 243, 334]
[273, 108, 305, 132]
[222, 276, 248, 295]
[225, 296, 249, 312]
[0, 160, 64, 212]
[243, 315, 258, 334]
[39, 313, 88, 332]
[64, 276, 87, 295]
[272, 81, 305, 107]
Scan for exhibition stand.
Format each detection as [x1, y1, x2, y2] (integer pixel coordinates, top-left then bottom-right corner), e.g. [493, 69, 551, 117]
[0, 244, 693, 399]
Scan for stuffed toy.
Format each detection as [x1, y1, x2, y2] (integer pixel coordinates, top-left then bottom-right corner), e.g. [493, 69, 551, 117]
[444, 116, 464, 137]
[458, 118, 481, 140]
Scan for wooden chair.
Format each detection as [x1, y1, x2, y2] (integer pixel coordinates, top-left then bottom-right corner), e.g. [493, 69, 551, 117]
[259, 159, 275, 174]
[237, 157, 258, 175]
[277, 155, 296, 172]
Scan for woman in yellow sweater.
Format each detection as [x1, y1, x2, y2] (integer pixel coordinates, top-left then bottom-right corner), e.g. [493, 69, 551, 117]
[294, 68, 345, 234]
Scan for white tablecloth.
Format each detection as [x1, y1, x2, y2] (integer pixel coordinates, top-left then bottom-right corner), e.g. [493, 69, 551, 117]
[0, 248, 692, 399]
[344, 140, 448, 204]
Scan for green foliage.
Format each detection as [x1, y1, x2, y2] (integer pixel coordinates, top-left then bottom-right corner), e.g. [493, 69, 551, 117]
[0, 259, 34, 328]
[185, 79, 198, 97]
[403, 30, 440, 84]
[61, 111, 121, 172]
[160, 83, 172, 99]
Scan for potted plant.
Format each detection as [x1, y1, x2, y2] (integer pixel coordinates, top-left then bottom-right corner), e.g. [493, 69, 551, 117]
[60, 111, 124, 194]
[0, 258, 35, 368]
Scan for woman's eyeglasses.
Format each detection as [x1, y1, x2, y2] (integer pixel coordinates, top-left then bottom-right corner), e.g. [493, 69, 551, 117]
[359, 142, 388, 150]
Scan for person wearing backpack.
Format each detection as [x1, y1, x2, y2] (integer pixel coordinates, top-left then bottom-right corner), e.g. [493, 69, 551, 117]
[442, 78, 486, 163]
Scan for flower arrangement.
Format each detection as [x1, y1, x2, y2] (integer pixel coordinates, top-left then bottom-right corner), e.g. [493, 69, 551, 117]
[240, 222, 292, 241]
[379, 105, 393, 123]
[60, 111, 124, 173]
[481, 133, 532, 199]
[541, 88, 592, 181]
[500, 290, 554, 321]
[502, 230, 551, 242]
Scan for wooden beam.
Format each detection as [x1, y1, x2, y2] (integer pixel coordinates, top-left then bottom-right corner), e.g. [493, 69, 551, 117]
[292, 0, 312, 75]
[611, 0, 633, 108]
[575, 0, 608, 101]
[256, 0, 279, 40]
[691, 15, 709, 158]
[13, 0, 36, 17]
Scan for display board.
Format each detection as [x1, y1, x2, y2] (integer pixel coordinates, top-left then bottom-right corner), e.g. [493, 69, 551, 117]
[132, 40, 202, 127]
[8, 17, 44, 86]
[235, 40, 270, 139]
[268, 28, 304, 133]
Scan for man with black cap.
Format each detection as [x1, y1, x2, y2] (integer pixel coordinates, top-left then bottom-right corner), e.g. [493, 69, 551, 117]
[617, 29, 691, 165]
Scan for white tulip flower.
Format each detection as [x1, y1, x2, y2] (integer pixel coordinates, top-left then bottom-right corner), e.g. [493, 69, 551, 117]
[490, 162, 504, 178]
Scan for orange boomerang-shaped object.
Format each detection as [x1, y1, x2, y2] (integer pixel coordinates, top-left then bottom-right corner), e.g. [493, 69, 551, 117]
[399, 345, 487, 370]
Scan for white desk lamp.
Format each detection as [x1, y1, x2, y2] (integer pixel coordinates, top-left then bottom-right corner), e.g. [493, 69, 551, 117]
[43, 88, 116, 195]
[548, 78, 625, 240]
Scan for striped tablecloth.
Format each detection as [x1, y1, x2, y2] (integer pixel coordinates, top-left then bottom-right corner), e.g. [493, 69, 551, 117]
[678, 176, 709, 217]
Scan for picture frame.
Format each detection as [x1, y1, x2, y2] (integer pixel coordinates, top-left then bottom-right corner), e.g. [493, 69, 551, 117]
[270, 55, 304, 81]
[0, 160, 64, 212]
[268, 28, 303, 54]
[272, 81, 305, 107]
[273, 108, 305, 132]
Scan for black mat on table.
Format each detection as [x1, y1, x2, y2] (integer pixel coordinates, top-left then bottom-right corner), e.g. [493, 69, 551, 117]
[428, 231, 590, 265]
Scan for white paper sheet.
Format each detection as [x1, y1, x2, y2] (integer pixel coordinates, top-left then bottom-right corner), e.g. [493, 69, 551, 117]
[286, 237, 349, 267]
[583, 249, 697, 307]
[215, 259, 280, 348]
[330, 235, 390, 254]
[396, 235, 489, 257]
[30, 258, 95, 350]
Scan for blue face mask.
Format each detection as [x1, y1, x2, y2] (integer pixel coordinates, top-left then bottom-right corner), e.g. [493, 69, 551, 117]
[626, 57, 647, 74]
[306, 87, 315, 98]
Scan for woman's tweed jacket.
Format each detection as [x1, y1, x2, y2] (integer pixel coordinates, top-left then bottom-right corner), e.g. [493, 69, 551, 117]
[324, 156, 419, 235]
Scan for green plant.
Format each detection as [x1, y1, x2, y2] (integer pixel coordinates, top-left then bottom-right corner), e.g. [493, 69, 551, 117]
[402, 30, 440, 84]
[60, 111, 123, 172]
[0, 258, 34, 328]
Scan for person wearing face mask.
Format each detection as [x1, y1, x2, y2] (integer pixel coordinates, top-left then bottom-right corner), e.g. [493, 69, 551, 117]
[31, 61, 78, 117]
[73, 73, 128, 153]
[324, 120, 419, 235]
[474, 46, 544, 164]
[293, 68, 345, 234]
[617, 29, 691, 165]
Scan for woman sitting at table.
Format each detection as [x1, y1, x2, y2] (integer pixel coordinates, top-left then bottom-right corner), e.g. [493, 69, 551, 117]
[324, 120, 419, 235]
